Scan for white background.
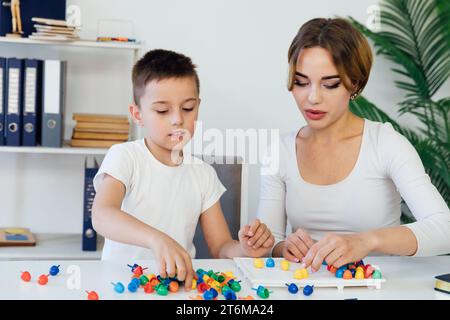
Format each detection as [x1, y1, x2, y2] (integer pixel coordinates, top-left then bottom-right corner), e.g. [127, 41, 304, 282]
[0, 0, 448, 234]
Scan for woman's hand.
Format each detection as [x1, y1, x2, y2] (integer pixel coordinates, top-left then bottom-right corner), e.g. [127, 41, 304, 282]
[150, 231, 196, 291]
[302, 232, 377, 272]
[238, 219, 275, 257]
[282, 228, 315, 262]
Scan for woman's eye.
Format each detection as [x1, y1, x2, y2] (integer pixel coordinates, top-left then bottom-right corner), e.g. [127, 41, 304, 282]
[183, 108, 194, 112]
[294, 80, 309, 87]
[324, 82, 341, 89]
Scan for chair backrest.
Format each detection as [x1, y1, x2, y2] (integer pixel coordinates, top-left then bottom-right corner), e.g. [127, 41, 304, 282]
[192, 156, 247, 258]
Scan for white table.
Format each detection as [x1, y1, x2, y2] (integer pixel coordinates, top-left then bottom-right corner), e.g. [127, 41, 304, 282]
[0, 256, 449, 300]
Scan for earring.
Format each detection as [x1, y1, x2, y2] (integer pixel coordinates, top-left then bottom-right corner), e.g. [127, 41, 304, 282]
[350, 92, 358, 100]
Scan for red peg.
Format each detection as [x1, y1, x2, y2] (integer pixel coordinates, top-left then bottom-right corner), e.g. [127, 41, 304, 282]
[38, 274, 49, 285]
[86, 291, 99, 300]
[21, 271, 31, 282]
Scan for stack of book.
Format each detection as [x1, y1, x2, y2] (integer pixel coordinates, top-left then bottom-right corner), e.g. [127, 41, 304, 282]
[29, 17, 80, 41]
[71, 113, 130, 148]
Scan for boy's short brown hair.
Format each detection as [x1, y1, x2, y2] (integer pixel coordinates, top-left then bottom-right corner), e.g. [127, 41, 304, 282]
[287, 18, 373, 98]
[132, 49, 200, 106]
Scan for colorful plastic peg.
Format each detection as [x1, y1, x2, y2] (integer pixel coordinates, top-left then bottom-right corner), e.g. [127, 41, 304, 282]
[252, 285, 271, 299]
[127, 281, 138, 293]
[224, 290, 237, 300]
[372, 270, 382, 279]
[254, 258, 264, 269]
[111, 282, 125, 293]
[127, 263, 139, 272]
[21, 271, 31, 282]
[286, 283, 299, 294]
[169, 281, 179, 293]
[144, 282, 154, 293]
[281, 260, 290, 271]
[38, 274, 49, 285]
[228, 279, 241, 292]
[303, 285, 314, 296]
[139, 275, 149, 286]
[49, 265, 60, 276]
[265, 258, 275, 268]
[86, 290, 99, 300]
[155, 284, 169, 296]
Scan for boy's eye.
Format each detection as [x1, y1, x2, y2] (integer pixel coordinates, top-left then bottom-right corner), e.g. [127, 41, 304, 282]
[155, 110, 168, 114]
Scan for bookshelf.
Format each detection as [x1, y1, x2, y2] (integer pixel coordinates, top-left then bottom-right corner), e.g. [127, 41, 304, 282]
[0, 141, 109, 155]
[0, 233, 103, 261]
[0, 36, 142, 60]
[0, 37, 142, 260]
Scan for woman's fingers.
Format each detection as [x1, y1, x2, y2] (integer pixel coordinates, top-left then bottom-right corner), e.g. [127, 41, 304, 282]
[294, 228, 315, 249]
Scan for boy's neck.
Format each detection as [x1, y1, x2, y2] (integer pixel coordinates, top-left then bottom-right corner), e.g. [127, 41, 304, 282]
[144, 137, 183, 167]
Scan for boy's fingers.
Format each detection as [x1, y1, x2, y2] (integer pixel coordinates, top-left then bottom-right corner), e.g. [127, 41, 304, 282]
[248, 219, 261, 237]
[184, 268, 194, 291]
[166, 257, 176, 278]
[183, 256, 194, 291]
[158, 259, 167, 278]
[175, 257, 187, 282]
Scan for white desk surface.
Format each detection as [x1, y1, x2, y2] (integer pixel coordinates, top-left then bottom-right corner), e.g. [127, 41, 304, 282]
[1, 256, 449, 300]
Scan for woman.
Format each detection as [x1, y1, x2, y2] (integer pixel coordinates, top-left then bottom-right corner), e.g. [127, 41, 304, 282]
[256, 18, 450, 272]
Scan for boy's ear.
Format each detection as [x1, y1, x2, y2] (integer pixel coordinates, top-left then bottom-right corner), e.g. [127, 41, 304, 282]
[129, 104, 144, 127]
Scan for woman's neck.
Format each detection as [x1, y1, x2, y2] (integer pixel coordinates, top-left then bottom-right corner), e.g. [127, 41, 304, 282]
[302, 112, 363, 144]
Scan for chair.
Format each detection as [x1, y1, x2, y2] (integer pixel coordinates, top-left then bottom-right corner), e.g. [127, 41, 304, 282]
[192, 155, 248, 258]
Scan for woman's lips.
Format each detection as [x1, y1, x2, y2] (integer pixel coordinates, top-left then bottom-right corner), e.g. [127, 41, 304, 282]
[305, 109, 327, 121]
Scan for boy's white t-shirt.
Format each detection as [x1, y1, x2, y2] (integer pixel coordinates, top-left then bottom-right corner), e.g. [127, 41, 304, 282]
[93, 139, 226, 261]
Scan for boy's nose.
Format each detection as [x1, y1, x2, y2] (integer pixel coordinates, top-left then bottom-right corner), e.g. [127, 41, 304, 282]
[171, 110, 183, 126]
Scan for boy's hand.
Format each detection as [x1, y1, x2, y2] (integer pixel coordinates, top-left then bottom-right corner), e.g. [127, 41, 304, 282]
[282, 228, 315, 263]
[238, 219, 274, 257]
[150, 231, 196, 291]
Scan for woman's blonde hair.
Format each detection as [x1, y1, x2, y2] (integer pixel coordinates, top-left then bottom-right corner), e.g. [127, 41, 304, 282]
[287, 18, 373, 98]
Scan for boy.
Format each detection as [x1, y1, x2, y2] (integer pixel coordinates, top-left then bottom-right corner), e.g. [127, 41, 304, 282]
[92, 49, 274, 290]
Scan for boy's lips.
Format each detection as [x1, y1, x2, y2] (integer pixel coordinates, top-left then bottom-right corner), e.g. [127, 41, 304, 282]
[169, 129, 188, 141]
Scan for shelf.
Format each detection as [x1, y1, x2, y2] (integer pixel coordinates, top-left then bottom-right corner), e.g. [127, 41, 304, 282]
[0, 36, 142, 50]
[0, 233, 103, 261]
[0, 141, 110, 155]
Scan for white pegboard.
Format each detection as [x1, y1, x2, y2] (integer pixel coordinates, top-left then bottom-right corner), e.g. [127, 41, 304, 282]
[234, 258, 385, 290]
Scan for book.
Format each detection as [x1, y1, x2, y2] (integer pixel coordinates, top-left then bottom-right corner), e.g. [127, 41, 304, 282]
[34, 24, 78, 32]
[75, 121, 130, 133]
[72, 113, 129, 124]
[435, 273, 450, 294]
[29, 34, 78, 42]
[73, 131, 128, 141]
[0, 228, 36, 247]
[71, 139, 123, 148]
[31, 17, 72, 27]
[83, 158, 99, 251]
[32, 32, 79, 39]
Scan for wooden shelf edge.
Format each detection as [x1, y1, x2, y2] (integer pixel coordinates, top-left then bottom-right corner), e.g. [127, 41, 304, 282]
[0, 36, 142, 50]
[0, 233, 103, 261]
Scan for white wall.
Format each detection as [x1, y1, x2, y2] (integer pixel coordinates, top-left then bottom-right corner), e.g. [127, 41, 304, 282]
[0, 0, 448, 233]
